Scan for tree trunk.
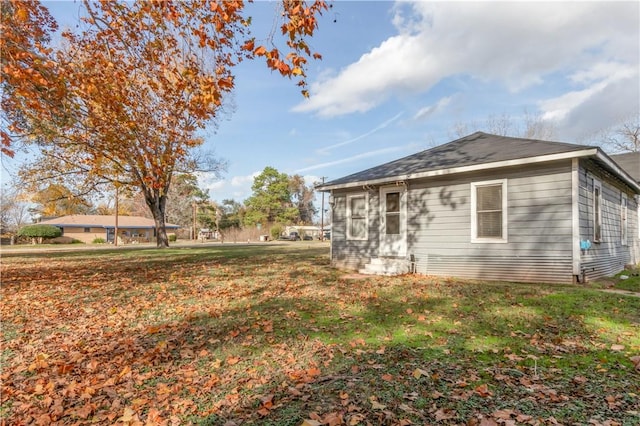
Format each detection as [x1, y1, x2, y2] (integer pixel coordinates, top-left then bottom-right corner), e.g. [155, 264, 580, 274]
[145, 190, 169, 248]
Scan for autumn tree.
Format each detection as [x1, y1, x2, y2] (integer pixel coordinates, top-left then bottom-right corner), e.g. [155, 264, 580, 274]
[289, 174, 316, 224]
[0, 186, 31, 234]
[3, 0, 328, 248]
[165, 173, 210, 235]
[0, 0, 64, 157]
[30, 183, 93, 218]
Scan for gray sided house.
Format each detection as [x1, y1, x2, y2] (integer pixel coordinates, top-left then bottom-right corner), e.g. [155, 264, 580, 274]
[317, 132, 640, 284]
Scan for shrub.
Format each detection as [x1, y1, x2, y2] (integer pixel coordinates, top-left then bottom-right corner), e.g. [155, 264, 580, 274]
[270, 224, 283, 240]
[17, 224, 62, 244]
[92, 237, 106, 244]
[168, 233, 177, 242]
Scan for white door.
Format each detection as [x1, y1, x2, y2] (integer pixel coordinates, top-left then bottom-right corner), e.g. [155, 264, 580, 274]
[379, 186, 407, 256]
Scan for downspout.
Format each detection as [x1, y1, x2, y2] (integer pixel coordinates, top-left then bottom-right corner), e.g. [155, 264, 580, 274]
[571, 158, 581, 283]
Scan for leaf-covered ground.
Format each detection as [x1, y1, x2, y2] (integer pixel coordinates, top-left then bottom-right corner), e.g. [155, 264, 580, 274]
[1, 244, 639, 425]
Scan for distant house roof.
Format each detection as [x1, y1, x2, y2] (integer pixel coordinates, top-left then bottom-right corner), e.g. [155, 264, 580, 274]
[611, 152, 640, 183]
[317, 132, 640, 193]
[38, 215, 179, 229]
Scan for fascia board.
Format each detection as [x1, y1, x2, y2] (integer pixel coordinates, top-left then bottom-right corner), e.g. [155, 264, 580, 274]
[594, 151, 640, 193]
[317, 149, 599, 191]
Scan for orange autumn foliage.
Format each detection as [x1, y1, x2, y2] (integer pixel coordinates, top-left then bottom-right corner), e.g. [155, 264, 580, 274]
[3, 0, 327, 247]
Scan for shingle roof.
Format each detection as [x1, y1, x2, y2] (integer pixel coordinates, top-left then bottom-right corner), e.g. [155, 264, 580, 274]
[611, 152, 640, 183]
[39, 215, 179, 229]
[318, 132, 599, 189]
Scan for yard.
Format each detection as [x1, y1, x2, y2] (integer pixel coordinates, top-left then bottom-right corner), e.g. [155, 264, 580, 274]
[1, 244, 639, 425]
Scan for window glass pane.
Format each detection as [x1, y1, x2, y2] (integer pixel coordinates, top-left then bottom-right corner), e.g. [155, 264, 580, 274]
[386, 192, 400, 213]
[351, 197, 366, 216]
[594, 187, 601, 241]
[477, 211, 502, 238]
[350, 218, 366, 239]
[477, 186, 501, 211]
[386, 214, 400, 235]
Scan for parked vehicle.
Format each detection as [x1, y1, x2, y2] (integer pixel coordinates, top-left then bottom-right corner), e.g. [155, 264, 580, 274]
[288, 231, 301, 241]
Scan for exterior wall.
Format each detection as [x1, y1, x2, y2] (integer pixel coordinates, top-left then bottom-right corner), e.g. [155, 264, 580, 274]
[58, 227, 108, 244]
[57, 227, 156, 244]
[635, 196, 640, 266]
[330, 158, 639, 283]
[578, 159, 639, 279]
[330, 160, 576, 283]
[407, 161, 575, 283]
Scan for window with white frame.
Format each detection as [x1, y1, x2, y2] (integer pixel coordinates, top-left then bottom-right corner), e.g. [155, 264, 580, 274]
[347, 193, 368, 240]
[471, 179, 507, 243]
[621, 193, 628, 245]
[593, 179, 602, 242]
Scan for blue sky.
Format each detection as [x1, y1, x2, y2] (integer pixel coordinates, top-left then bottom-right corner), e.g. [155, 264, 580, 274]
[2, 1, 639, 209]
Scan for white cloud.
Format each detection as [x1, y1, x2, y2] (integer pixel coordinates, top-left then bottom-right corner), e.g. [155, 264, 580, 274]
[295, 146, 406, 174]
[293, 1, 639, 118]
[316, 112, 403, 154]
[553, 73, 640, 141]
[199, 171, 260, 203]
[412, 96, 453, 121]
[540, 63, 639, 127]
[230, 172, 259, 187]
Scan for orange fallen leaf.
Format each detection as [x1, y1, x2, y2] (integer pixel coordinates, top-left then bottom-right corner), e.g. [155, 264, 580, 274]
[226, 356, 240, 365]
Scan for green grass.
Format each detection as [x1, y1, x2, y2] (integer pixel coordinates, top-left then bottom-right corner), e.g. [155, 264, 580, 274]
[1, 244, 639, 425]
[614, 268, 640, 292]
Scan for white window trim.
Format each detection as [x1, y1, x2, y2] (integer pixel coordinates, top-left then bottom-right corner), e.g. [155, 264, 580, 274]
[593, 178, 602, 243]
[470, 179, 508, 244]
[621, 193, 628, 246]
[346, 192, 368, 241]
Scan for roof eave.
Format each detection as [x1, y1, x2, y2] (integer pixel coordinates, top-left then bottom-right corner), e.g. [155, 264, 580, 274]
[317, 149, 601, 191]
[594, 150, 640, 193]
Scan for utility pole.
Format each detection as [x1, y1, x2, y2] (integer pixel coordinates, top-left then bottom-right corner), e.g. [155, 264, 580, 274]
[114, 185, 119, 246]
[192, 202, 197, 240]
[319, 176, 326, 241]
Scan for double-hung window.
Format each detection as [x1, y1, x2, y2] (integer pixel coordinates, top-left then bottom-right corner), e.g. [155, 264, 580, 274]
[621, 193, 628, 245]
[593, 179, 602, 242]
[471, 179, 507, 243]
[347, 193, 368, 240]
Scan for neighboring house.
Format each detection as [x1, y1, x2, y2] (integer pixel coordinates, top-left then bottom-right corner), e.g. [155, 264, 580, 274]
[37, 215, 179, 244]
[317, 132, 640, 284]
[284, 225, 322, 239]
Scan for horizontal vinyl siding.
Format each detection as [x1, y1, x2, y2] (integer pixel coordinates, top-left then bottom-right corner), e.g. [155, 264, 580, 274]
[425, 255, 573, 284]
[408, 161, 575, 283]
[578, 159, 637, 279]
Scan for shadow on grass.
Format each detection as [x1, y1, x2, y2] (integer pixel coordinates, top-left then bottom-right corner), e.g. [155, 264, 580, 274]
[1, 249, 638, 425]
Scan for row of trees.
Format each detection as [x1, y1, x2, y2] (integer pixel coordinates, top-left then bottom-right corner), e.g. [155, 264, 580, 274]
[1, 0, 328, 247]
[0, 166, 317, 242]
[450, 110, 639, 153]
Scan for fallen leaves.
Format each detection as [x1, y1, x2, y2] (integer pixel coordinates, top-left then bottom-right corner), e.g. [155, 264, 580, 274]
[2, 248, 639, 425]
